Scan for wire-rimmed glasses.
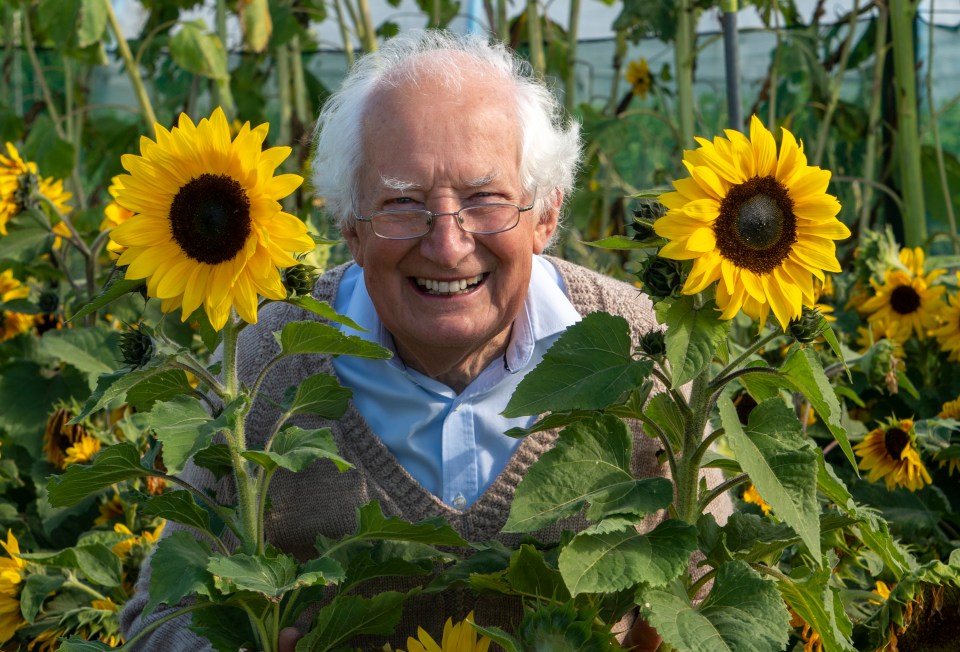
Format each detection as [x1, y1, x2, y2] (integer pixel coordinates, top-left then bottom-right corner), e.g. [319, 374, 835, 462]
[353, 197, 537, 240]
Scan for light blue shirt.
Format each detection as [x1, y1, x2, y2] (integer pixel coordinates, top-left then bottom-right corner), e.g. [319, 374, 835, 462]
[332, 255, 581, 509]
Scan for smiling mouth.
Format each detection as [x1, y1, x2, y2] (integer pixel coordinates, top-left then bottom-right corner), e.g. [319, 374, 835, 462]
[414, 273, 485, 295]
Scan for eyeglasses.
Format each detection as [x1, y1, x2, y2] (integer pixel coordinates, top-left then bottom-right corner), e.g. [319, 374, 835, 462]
[353, 198, 537, 240]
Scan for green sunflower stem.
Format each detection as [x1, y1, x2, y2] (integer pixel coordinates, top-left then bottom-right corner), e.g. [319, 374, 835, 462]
[859, 5, 888, 243]
[526, 0, 545, 77]
[675, 371, 711, 524]
[104, 0, 158, 131]
[889, 0, 927, 247]
[674, 0, 697, 148]
[563, 0, 581, 115]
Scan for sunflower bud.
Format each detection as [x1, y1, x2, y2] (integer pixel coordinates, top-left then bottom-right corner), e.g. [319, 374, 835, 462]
[632, 198, 667, 223]
[860, 338, 898, 393]
[13, 171, 40, 214]
[38, 289, 59, 314]
[119, 327, 154, 368]
[638, 329, 666, 357]
[636, 256, 684, 301]
[282, 263, 320, 298]
[787, 307, 827, 343]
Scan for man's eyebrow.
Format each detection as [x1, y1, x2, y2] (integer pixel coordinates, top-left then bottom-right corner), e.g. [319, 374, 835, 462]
[465, 173, 498, 187]
[380, 176, 419, 192]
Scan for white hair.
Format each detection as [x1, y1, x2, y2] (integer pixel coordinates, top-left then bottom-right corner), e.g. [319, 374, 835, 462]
[310, 30, 582, 233]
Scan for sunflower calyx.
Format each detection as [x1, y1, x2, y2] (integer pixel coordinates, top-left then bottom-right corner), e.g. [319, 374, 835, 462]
[119, 327, 154, 368]
[633, 198, 667, 223]
[638, 329, 666, 358]
[38, 289, 60, 314]
[860, 338, 899, 394]
[787, 307, 828, 343]
[282, 263, 320, 299]
[13, 171, 40, 214]
[637, 255, 685, 301]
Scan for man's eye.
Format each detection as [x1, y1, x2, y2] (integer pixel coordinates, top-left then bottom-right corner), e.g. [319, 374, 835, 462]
[383, 197, 419, 209]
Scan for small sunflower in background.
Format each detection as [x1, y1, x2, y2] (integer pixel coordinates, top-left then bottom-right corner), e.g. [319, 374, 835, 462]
[931, 279, 960, 360]
[742, 483, 772, 515]
[99, 175, 134, 259]
[0, 269, 36, 342]
[854, 417, 931, 491]
[0, 142, 72, 235]
[655, 115, 850, 330]
[110, 107, 315, 331]
[625, 58, 653, 99]
[859, 247, 945, 342]
[402, 612, 491, 652]
[0, 529, 26, 643]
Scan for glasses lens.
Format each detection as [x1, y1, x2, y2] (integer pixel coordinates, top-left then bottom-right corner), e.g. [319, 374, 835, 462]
[371, 211, 431, 239]
[460, 205, 521, 234]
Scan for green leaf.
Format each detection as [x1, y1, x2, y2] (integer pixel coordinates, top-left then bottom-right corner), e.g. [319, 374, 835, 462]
[144, 531, 216, 617]
[73, 357, 177, 421]
[339, 541, 435, 594]
[583, 235, 651, 250]
[47, 442, 151, 507]
[243, 426, 352, 473]
[170, 20, 229, 80]
[703, 511, 802, 568]
[21, 574, 65, 622]
[781, 346, 857, 470]
[284, 373, 352, 419]
[507, 543, 571, 602]
[22, 543, 122, 587]
[239, 0, 271, 52]
[69, 275, 144, 322]
[656, 297, 728, 388]
[778, 566, 856, 652]
[23, 115, 75, 179]
[298, 592, 405, 652]
[503, 312, 652, 417]
[0, 225, 50, 263]
[188, 605, 257, 652]
[283, 296, 364, 331]
[193, 444, 234, 480]
[145, 394, 215, 474]
[558, 518, 697, 595]
[0, 361, 88, 453]
[504, 410, 596, 438]
[38, 326, 120, 387]
[641, 561, 792, 652]
[38, 0, 107, 50]
[351, 501, 469, 547]
[277, 321, 392, 359]
[125, 368, 193, 410]
[142, 491, 211, 534]
[642, 392, 684, 452]
[719, 396, 821, 560]
[504, 414, 672, 533]
[209, 551, 342, 598]
[57, 640, 113, 652]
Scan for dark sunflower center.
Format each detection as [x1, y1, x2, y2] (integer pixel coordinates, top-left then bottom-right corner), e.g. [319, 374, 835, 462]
[715, 175, 797, 275]
[889, 285, 921, 315]
[884, 427, 909, 459]
[169, 173, 251, 264]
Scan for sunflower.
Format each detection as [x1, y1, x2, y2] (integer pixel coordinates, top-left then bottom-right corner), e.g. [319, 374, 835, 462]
[788, 610, 823, 652]
[402, 612, 491, 652]
[99, 176, 133, 259]
[0, 269, 36, 342]
[0, 530, 26, 643]
[62, 435, 101, 467]
[0, 142, 72, 235]
[859, 247, 945, 342]
[854, 417, 931, 491]
[625, 58, 653, 99]
[111, 521, 165, 560]
[110, 107, 315, 330]
[742, 483, 771, 515]
[43, 405, 91, 470]
[655, 115, 850, 330]
[932, 288, 960, 361]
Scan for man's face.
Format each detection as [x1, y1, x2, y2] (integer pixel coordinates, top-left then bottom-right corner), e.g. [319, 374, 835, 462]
[345, 74, 558, 378]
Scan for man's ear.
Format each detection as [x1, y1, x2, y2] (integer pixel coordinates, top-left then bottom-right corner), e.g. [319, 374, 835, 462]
[532, 189, 562, 254]
[343, 222, 365, 266]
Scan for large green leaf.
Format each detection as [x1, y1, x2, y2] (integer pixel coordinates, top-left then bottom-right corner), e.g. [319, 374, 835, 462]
[338, 541, 437, 594]
[243, 426, 352, 473]
[0, 225, 51, 263]
[208, 551, 343, 598]
[170, 21, 229, 80]
[719, 396, 821, 560]
[277, 321, 392, 359]
[56, 640, 113, 652]
[21, 574, 65, 622]
[0, 361, 88, 454]
[350, 501, 468, 547]
[641, 561, 792, 652]
[144, 531, 216, 617]
[507, 543, 571, 602]
[283, 296, 363, 331]
[781, 346, 857, 470]
[38, 0, 107, 50]
[778, 566, 856, 652]
[144, 394, 215, 474]
[72, 356, 178, 421]
[38, 326, 120, 387]
[22, 543, 121, 587]
[558, 518, 697, 595]
[656, 297, 728, 388]
[124, 368, 193, 410]
[299, 592, 405, 652]
[69, 275, 144, 322]
[283, 373, 352, 419]
[703, 511, 803, 568]
[142, 491, 212, 535]
[504, 414, 672, 533]
[47, 442, 151, 507]
[504, 312, 651, 417]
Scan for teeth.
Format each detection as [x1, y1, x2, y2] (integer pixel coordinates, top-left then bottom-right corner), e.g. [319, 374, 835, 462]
[416, 274, 483, 295]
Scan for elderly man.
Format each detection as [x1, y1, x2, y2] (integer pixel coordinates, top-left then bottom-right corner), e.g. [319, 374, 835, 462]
[122, 30, 715, 651]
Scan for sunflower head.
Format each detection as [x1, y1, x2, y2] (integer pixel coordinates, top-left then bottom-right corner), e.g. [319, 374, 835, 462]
[625, 58, 653, 99]
[654, 115, 850, 331]
[742, 483, 772, 515]
[111, 107, 315, 330]
[853, 417, 931, 491]
[119, 326, 154, 368]
[638, 329, 666, 358]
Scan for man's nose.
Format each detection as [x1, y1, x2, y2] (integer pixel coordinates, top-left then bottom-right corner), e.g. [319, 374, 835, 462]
[420, 210, 475, 267]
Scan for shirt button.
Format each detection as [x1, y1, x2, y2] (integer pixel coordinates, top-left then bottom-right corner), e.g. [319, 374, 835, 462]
[452, 494, 467, 509]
